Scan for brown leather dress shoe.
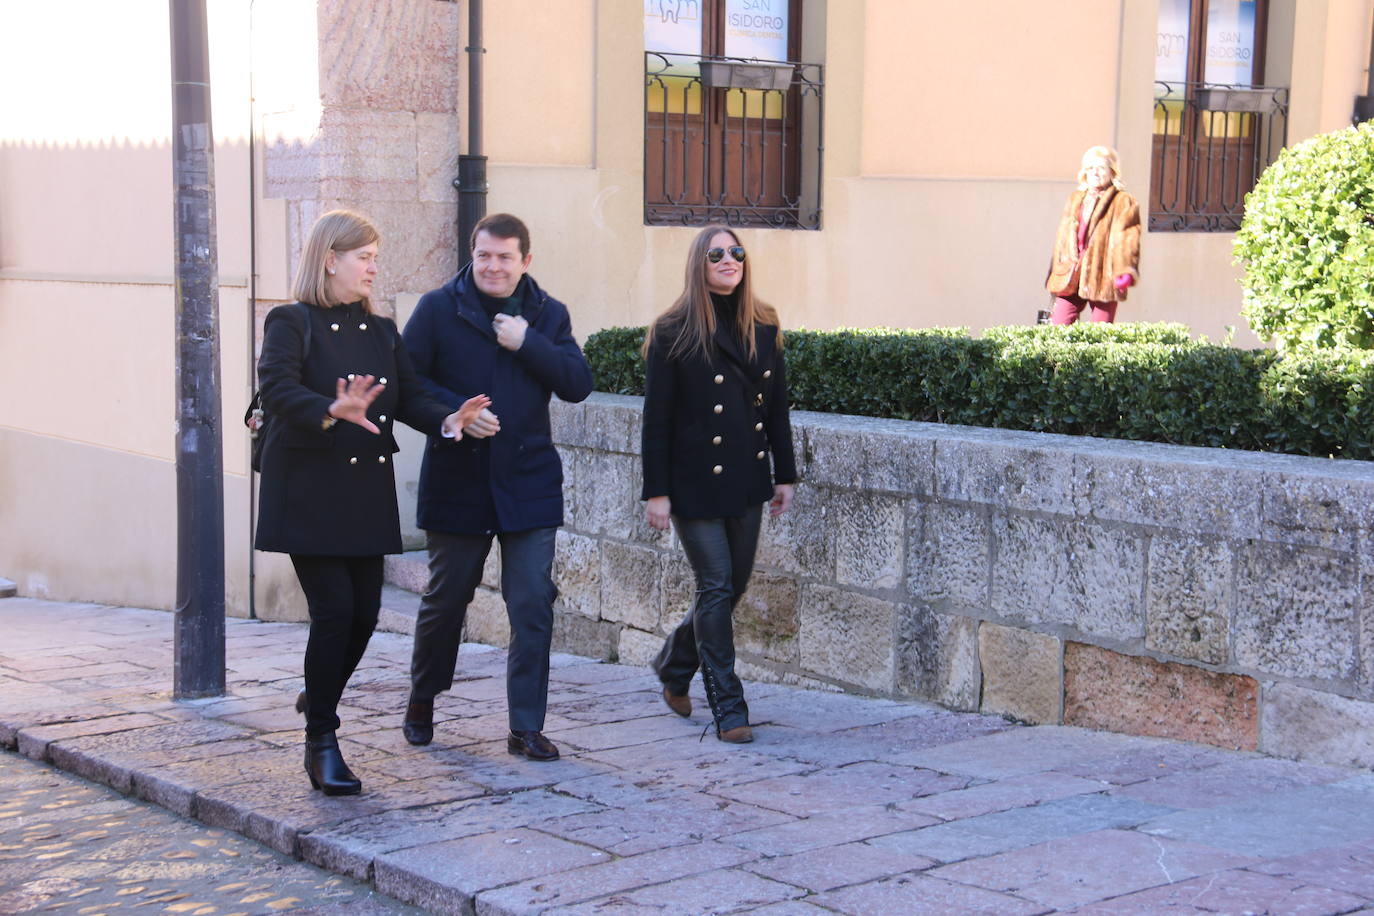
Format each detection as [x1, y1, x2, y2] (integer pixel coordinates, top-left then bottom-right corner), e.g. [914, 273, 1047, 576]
[507, 730, 560, 761]
[662, 687, 692, 718]
[719, 725, 754, 744]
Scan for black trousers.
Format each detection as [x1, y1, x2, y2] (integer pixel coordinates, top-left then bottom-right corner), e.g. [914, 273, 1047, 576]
[652, 505, 763, 732]
[409, 527, 557, 732]
[290, 554, 384, 736]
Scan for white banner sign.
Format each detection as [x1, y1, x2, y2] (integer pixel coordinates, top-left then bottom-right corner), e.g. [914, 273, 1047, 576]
[724, 0, 788, 61]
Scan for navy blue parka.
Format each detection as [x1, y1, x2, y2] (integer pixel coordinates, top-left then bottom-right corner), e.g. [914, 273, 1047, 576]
[402, 266, 593, 535]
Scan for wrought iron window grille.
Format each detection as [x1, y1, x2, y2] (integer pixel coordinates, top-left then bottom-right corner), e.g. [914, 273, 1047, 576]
[644, 51, 824, 230]
[1150, 80, 1289, 232]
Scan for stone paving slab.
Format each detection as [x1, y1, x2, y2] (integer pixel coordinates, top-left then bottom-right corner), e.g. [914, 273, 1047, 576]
[0, 751, 422, 914]
[4, 597, 1374, 914]
[1140, 775, 1374, 858]
[1065, 868, 1370, 915]
[868, 793, 1177, 864]
[928, 828, 1257, 910]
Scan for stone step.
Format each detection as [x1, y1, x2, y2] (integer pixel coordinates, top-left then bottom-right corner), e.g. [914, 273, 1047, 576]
[377, 584, 421, 636]
[0, 577, 15, 599]
[383, 550, 428, 596]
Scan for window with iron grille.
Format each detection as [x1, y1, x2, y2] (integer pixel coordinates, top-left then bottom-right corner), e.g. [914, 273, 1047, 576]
[1151, 0, 1287, 231]
[643, 0, 823, 229]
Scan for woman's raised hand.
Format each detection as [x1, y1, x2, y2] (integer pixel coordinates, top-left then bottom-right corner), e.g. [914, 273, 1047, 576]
[442, 394, 493, 440]
[330, 375, 386, 434]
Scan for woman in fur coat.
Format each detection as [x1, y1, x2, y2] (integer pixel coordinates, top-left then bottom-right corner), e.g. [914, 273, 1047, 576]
[1044, 146, 1142, 324]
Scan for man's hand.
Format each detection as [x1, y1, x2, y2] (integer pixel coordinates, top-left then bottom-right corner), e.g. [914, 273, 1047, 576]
[493, 314, 528, 351]
[645, 496, 672, 531]
[463, 407, 501, 439]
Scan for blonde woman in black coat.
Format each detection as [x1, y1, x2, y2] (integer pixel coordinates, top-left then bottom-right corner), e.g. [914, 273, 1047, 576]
[641, 226, 796, 744]
[255, 210, 488, 795]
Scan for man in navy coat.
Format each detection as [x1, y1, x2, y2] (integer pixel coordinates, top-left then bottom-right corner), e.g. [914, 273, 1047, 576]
[400, 213, 593, 760]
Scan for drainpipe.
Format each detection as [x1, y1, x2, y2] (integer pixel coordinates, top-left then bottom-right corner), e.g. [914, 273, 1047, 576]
[247, 0, 259, 620]
[456, 0, 487, 269]
[1355, 10, 1374, 122]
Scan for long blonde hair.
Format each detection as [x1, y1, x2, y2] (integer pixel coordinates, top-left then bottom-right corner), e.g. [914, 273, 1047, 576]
[291, 209, 380, 313]
[643, 226, 781, 363]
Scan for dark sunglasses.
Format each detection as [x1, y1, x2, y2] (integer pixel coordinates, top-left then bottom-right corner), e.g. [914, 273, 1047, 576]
[705, 246, 746, 263]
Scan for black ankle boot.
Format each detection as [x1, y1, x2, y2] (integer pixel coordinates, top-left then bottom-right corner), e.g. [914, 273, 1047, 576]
[402, 697, 434, 746]
[304, 732, 362, 796]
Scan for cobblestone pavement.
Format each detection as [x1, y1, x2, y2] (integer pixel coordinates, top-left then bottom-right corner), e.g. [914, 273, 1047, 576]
[4, 597, 1374, 915]
[0, 751, 422, 914]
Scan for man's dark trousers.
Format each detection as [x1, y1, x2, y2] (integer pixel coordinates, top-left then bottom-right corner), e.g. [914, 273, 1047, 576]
[410, 527, 558, 732]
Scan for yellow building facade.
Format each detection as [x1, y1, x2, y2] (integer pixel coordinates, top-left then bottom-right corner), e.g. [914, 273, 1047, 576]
[1, 0, 1370, 613]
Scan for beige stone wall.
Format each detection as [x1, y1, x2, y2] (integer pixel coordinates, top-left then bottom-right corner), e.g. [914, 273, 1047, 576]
[532, 394, 1374, 770]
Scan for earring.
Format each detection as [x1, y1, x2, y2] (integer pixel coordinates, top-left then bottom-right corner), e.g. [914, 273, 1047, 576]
[328, 269, 335, 275]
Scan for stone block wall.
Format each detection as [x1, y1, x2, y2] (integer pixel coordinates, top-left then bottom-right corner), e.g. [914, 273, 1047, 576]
[260, 0, 460, 318]
[472, 394, 1374, 769]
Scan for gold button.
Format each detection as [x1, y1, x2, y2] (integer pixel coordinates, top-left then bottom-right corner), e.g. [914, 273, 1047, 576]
[713, 404, 723, 414]
[714, 374, 724, 384]
[349, 456, 358, 465]
[756, 451, 766, 460]
[330, 323, 340, 332]
[712, 465, 723, 475]
[763, 370, 772, 379]
[359, 322, 368, 330]
[754, 393, 764, 406]
[712, 436, 722, 445]
[377, 455, 387, 464]
[379, 414, 388, 422]
[379, 377, 388, 385]
[754, 422, 763, 431]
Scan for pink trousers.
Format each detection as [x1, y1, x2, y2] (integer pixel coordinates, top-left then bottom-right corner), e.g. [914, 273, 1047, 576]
[1051, 295, 1117, 325]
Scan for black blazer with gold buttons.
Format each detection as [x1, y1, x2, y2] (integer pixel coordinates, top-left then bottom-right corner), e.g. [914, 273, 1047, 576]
[254, 301, 451, 556]
[641, 318, 796, 519]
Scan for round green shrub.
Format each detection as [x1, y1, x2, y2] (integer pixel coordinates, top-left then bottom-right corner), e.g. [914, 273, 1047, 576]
[1236, 120, 1374, 349]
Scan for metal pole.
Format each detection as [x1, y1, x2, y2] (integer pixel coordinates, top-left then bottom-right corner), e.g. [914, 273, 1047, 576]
[170, 0, 226, 697]
[456, 0, 487, 269]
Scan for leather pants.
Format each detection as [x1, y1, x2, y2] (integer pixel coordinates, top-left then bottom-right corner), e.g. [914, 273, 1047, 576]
[652, 506, 762, 732]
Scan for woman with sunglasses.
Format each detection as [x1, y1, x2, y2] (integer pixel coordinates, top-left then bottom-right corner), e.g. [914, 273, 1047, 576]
[641, 226, 796, 744]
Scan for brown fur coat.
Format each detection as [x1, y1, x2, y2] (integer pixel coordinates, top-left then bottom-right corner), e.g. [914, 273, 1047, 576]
[1045, 187, 1141, 302]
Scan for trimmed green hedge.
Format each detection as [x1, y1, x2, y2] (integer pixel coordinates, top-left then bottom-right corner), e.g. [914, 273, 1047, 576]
[583, 323, 1374, 460]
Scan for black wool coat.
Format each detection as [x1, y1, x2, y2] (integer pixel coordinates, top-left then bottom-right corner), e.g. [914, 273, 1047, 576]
[254, 302, 451, 556]
[641, 318, 797, 519]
